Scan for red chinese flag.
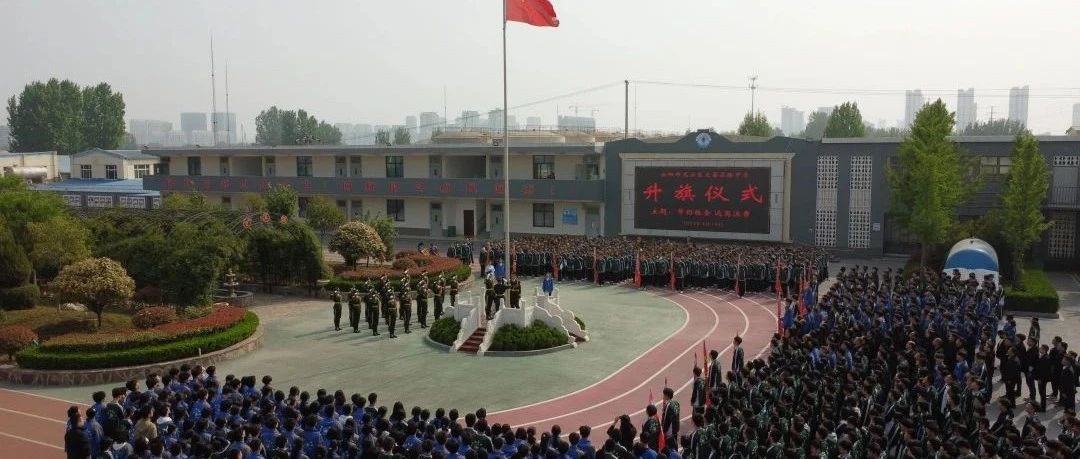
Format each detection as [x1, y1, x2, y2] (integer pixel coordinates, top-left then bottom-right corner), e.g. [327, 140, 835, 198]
[669, 255, 676, 291]
[505, 0, 560, 27]
[657, 414, 667, 451]
[798, 268, 808, 317]
[552, 252, 559, 279]
[634, 251, 642, 288]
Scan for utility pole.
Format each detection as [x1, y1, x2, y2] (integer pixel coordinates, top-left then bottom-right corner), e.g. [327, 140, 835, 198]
[210, 33, 218, 146]
[989, 106, 995, 123]
[748, 75, 759, 115]
[224, 63, 231, 146]
[624, 80, 629, 139]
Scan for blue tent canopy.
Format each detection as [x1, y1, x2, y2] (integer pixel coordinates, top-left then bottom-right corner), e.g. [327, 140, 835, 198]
[943, 238, 999, 272]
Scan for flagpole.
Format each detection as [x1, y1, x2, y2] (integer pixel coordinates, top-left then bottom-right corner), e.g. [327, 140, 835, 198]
[502, 0, 511, 278]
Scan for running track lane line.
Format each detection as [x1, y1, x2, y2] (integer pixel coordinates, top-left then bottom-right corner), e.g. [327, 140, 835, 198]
[0, 431, 63, 451]
[609, 292, 774, 428]
[488, 288, 694, 416]
[496, 289, 726, 428]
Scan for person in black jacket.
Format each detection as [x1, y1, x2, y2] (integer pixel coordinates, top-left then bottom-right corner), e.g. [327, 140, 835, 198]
[65, 409, 91, 459]
[1059, 354, 1078, 412]
[1035, 344, 1054, 412]
[1023, 337, 1040, 401]
[1001, 346, 1021, 404]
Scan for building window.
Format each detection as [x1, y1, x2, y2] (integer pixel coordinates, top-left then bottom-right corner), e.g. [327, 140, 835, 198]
[847, 155, 873, 249]
[105, 165, 118, 179]
[814, 156, 838, 247]
[265, 156, 276, 177]
[385, 156, 404, 178]
[533, 155, 555, 179]
[1048, 212, 1076, 259]
[134, 164, 150, 179]
[532, 203, 555, 227]
[350, 156, 362, 177]
[980, 156, 1012, 175]
[350, 200, 363, 220]
[583, 156, 600, 180]
[219, 157, 230, 176]
[335, 156, 347, 177]
[187, 157, 202, 176]
[296, 156, 313, 177]
[80, 164, 92, 179]
[386, 199, 405, 221]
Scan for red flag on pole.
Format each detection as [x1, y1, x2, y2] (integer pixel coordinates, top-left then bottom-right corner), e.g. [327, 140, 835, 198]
[798, 266, 808, 317]
[505, 0, 560, 27]
[511, 245, 516, 275]
[657, 419, 667, 452]
[593, 248, 599, 285]
[775, 259, 783, 333]
[669, 255, 676, 291]
[552, 252, 559, 279]
[634, 251, 642, 288]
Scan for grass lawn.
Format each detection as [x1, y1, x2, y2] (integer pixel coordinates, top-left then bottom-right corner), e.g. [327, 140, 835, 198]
[1, 306, 133, 339]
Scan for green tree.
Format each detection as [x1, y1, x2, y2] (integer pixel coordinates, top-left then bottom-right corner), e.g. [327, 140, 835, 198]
[0, 220, 31, 288]
[6, 79, 85, 154]
[866, 125, 907, 138]
[363, 212, 397, 259]
[886, 99, 981, 266]
[328, 221, 386, 267]
[737, 112, 773, 137]
[0, 175, 67, 277]
[80, 83, 126, 149]
[800, 111, 829, 140]
[51, 257, 135, 327]
[255, 106, 284, 146]
[375, 129, 391, 145]
[393, 127, 411, 145]
[960, 118, 1026, 136]
[26, 216, 91, 280]
[265, 184, 298, 218]
[163, 192, 210, 211]
[241, 193, 267, 213]
[824, 102, 867, 138]
[160, 222, 240, 309]
[1000, 131, 1052, 288]
[242, 221, 326, 290]
[254, 106, 342, 145]
[304, 196, 346, 241]
[316, 122, 342, 145]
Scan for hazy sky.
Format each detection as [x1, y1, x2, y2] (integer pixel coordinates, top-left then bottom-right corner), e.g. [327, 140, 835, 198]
[5, 0, 1080, 137]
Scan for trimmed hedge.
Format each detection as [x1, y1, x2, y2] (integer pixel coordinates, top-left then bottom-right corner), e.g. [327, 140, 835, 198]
[428, 317, 460, 346]
[0, 284, 40, 310]
[16, 311, 259, 370]
[489, 320, 568, 352]
[328, 264, 472, 292]
[40, 306, 246, 353]
[1005, 269, 1060, 314]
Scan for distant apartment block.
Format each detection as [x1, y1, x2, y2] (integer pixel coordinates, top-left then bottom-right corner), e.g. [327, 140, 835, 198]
[780, 107, 805, 136]
[1008, 86, 1029, 127]
[956, 89, 977, 133]
[904, 90, 924, 128]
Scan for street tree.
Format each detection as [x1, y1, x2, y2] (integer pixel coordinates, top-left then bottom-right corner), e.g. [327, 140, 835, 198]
[328, 221, 386, 267]
[6, 79, 86, 154]
[51, 257, 135, 328]
[999, 131, 1052, 288]
[375, 130, 391, 145]
[80, 83, 126, 149]
[255, 106, 342, 145]
[305, 196, 347, 241]
[800, 111, 829, 140]
[737, 112, 773, 137]
[363, 212, 397, 259]
[824, 102, 867, 138]
[393, 127, 412, 145]
[961, 119, 1026, 136]
[886, 99, 981, 266]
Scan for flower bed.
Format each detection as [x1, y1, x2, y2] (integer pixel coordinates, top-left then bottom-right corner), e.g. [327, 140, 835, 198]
[16, 311, 259, 370]
[0, 326, 37, 360]
[328, 254, 471, 291]
[39, 306, 246, 353]
[132, 306, 179, 329]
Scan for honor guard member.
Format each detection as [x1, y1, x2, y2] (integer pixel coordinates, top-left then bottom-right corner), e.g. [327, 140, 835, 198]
[384, 288, 399, 338]
[363, 282, 381, 336]
[449, 275, 460, 307]
[509, 275, 522, 309]
[415, 273, 430, 328]
[330, 288, 343, 331]
[399, 279, 414, 334]
[493, 277, 509, 315]
[432, 274, 446, 320]
[347, 287, 363, 333]
[484, 274, 496, 319]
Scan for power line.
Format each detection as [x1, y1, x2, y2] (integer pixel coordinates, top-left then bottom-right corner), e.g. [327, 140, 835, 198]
[631, 80, 1080, 98]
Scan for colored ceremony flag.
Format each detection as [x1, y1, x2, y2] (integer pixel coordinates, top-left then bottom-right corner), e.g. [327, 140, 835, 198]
[657, 423, 666, 452]
[552, 252, 559, 279]
[634, 251, 642, 288]
[593, 248, 599, 285]
[775, 259, 783, 333]
[648, 388, 654, 406]
[505, 0, 560, 27]
[669, 255, 676, 291]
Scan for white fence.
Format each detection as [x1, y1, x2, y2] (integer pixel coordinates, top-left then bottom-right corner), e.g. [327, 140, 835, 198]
[476, 287, 589, 355]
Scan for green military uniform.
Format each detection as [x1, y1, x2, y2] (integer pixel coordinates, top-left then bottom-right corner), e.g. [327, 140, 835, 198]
[399, 285, 413, 334]
[347, 289, 362, 332]
[363, 283, 381, 336]
[509, 276, 522, 308]
[415, 275, 429, 328]
[433, 276, 446, 320]
[493, 278, 508, 314]
[330, 289, 343, 331]
[449, 277, 459, 307]
[484, 276, 496, 319]
[384, 289, 398, 338]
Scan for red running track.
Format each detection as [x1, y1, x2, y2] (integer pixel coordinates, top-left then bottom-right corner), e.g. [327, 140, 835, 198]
[0, 289, 777, 456]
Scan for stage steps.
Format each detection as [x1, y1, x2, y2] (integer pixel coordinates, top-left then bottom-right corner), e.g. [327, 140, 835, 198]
[458, 327, 487, 354]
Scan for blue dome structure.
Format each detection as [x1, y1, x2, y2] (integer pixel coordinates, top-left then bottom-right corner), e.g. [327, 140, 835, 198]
[943, 238, 1000, 283]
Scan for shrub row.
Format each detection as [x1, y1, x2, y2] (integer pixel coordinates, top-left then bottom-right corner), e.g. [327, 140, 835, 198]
[340, 255, 463, 281]
[0, 284, 40, 311]
[40, 306, 246, 353]
[428, 317, 460, 346]
[132, 306, 179, 329]
[489, 320, 568, 352]
[327, 264, 471, 292]
[16, 311, 259, 370]
[1005, 269, 1060, 314]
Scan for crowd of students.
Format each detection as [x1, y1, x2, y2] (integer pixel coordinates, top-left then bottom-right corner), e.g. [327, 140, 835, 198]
[64, 261, 1080, 458]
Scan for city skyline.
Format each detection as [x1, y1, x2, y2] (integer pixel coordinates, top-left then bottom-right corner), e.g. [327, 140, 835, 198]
[5, 1, 1080, 138]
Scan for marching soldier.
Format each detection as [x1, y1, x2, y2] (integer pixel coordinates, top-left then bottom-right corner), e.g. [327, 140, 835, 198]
[449, 275, 460, 307]
[509, 275, 522, 309]
[493, 277, 508, 315]
[347, 287, 362, 333]
[363, 281, 380, 336]
[330, 288, 343, 331]
[415, 273, 430, 328]
[484, 274, 496, 319]
[433, 275, 446, 321]
[384, 287, 398, 338]
[399, 279, 413, 334]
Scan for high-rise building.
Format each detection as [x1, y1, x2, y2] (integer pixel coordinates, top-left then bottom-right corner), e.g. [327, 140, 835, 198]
[1072, 103, 1080, 128]
[458, 111, 481, 129]
[129, 119, 173, 146]
[956, 89, 977, 133]
[0, 125, 10, 150]
[1008, 86, 1029, 127]
[487, 109, 518, 132]
[558, 115, 596, 131]
[780, 106, 806, 136]
[904, 90, 924, 128]
[525, 116, 543, 130]
[405, 116, 418, 138]
[211, 112, 238, 145]
[817, 106, 835, 117]
[180, 113, 208, 139]
[418, 112, 440, 141]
